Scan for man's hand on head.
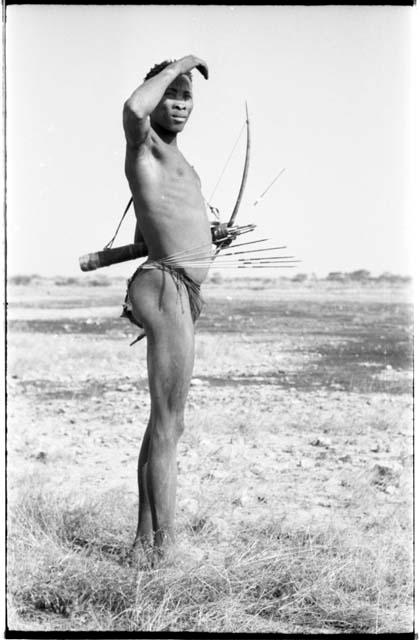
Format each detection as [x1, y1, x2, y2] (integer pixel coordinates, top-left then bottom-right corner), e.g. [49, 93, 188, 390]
[195, 60, 209, 80]
[176, 55, 209, 80]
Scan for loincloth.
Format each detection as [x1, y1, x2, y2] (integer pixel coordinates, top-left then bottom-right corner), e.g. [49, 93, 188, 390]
[121, 259, 204, 345]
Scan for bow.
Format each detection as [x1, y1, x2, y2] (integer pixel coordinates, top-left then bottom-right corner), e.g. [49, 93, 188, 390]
[212, 102, 253, 253]
[228, 101, 251, 229]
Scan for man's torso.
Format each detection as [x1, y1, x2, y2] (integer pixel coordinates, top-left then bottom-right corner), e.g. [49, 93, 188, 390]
[125, 132, 212, 284]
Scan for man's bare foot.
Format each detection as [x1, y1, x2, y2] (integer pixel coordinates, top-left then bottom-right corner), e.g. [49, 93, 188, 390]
[128, 540, 154, 570]
[152, 538, 206, 570]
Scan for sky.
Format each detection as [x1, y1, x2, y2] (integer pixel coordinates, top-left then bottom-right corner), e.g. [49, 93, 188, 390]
[5, 4, 417, 278]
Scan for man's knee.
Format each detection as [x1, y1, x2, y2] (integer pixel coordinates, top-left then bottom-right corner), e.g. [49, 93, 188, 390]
[152, 413, 185, 446]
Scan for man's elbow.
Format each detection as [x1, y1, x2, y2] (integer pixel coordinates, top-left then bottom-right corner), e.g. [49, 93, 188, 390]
[123, 98, 147, 122]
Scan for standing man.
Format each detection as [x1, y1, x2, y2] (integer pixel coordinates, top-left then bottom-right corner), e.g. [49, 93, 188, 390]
[122, 56, 212, 562]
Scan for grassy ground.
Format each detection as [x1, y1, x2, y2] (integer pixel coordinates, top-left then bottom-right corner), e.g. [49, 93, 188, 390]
[6, 278, 414, 632]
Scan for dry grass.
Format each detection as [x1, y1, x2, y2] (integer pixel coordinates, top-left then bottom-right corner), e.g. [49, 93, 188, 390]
[7, 479, 413, 633]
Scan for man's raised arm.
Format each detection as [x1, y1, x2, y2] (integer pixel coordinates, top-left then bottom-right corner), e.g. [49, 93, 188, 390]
[123, 55, 208, 148]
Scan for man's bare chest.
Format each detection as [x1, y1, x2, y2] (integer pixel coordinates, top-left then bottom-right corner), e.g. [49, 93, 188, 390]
[127, 145, 200, 190]
[158, 146, 200, 188]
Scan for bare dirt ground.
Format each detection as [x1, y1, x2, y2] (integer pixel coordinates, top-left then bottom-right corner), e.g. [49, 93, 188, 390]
[6, 277, 414, 631]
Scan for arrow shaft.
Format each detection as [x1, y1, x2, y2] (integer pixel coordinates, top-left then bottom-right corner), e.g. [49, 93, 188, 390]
[221, 245, 287, 257]
[253, 168, 286, 207]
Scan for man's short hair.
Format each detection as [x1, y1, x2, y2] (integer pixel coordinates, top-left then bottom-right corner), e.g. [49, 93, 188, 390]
[144, 60, 192, 82]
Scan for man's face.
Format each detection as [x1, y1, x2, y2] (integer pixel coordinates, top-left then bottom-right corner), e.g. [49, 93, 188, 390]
[151, 74, 193, 133]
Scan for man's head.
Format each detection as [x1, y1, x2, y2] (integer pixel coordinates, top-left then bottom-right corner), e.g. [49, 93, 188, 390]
[146, 60, 193, 135]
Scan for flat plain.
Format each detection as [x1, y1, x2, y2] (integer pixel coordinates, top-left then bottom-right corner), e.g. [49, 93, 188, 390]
[6, 277, 414, 633]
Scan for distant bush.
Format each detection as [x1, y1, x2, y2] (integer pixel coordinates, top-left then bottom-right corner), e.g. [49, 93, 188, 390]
[209, 272, 223, 285]
[248, 278, 273, 289]
[349, 269, 371, 282]
[9, 274, 40, 285]
[54, 276, 80, 286]
[326, 272, 349, 282]
[86, 276, 111, 287]
[52, 275, 112, 287]
[325, 271, 411, 285]
[377, 272, 412, 284]
[292, 273, 308, 283]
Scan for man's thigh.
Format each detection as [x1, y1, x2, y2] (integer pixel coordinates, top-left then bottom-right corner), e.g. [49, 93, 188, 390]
[129, 267, 195, 414]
